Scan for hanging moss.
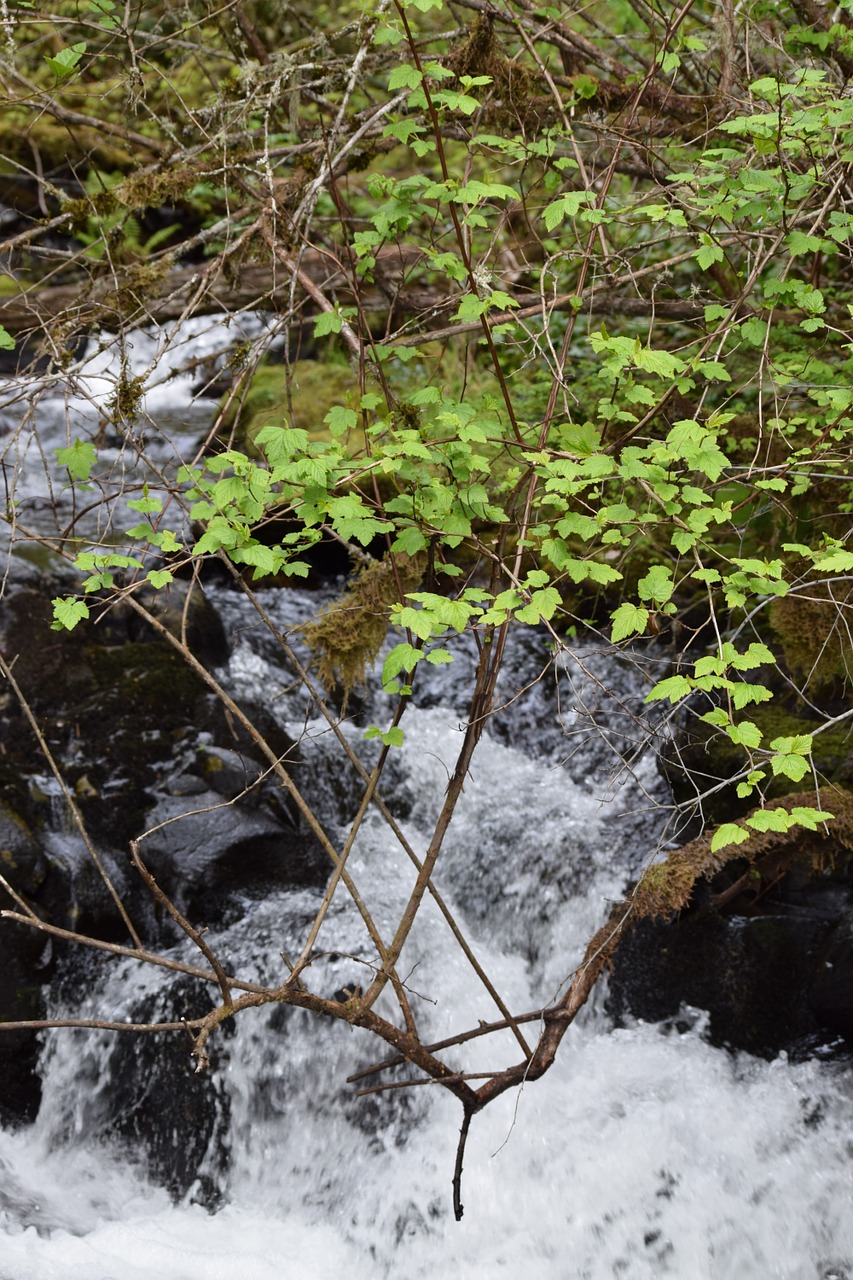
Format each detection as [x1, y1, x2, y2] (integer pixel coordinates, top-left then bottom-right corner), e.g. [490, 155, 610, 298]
[447, 14, 537, 112]
[302, 553, 424, 696]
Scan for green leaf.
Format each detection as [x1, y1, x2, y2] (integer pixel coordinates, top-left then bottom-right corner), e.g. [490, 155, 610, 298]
[726, 720, 763, 748]
[382, 642, 423, 687]
[672, 529, 696, 553]
[324, 406, 358, 437]
[127, 490, 163, 514]
[391, 526, 428, 556]
[314, 311, 343, 337]
[255, 426, 309, 463]
[0, 325, 14, 351]
[147, 569, 173, 588]
[645, 674, 693, 704]
[788, 806, 834, 831]
[542, 190, 593, 230]
[425, 647, 454, 665]
[731, 684, 773, 709]
[560, 422, 601, 456]
[637, 565, 674, 604]
[730, 642, 775, 670]
[695, 234, 724, 269]
[454, 293, 488, 323]
[45, 41, 87, 80]
[746, 807, 794, 834]
[769, 733, 813, 755]
[365, 725, 405, 748]
[787, 230, 823, 256]
[813, 550, 853, 571]
[394, 606, 435, 641]
[611, 602, 649, 642]
[454, 180, 518, 203]
[388, 65, 423, 90]
[56, 440, 97, 482]
[769, 753, 810, 782]
[710, 822, 751, 853]
[51, 597, 89, 631]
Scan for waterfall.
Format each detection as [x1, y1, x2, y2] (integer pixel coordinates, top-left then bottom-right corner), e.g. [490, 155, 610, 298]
[0, 321, 851, 1279]
[0, 676, 851, 1278]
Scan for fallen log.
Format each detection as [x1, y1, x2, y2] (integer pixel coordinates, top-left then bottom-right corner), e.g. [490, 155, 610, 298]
[0, 247, 709, 352]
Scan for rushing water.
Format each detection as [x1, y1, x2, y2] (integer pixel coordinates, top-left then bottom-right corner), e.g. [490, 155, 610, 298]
[0, 322, 851, 1278]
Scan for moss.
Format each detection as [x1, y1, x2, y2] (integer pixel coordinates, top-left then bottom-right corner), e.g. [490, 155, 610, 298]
[221, 361, 367, 453]
[770, 586, 853, 692]
[0, 115, 133, 174]
[447, 13, 537, 113]
[303, 553, 424, 696]
[632, 787, 853, 921]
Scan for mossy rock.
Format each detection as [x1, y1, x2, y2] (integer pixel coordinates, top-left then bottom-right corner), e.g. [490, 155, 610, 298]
[770, 586, 853, 692]
[663, 699, 853, 823]
[221, 360, 368, 454]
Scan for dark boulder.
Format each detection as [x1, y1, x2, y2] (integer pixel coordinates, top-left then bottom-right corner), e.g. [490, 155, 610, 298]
[609, 865, 853, 1058]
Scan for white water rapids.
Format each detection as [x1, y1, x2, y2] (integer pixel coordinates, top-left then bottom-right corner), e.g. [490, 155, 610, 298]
[0, 674, 851, 1279]
[0, 318, 851, 1278]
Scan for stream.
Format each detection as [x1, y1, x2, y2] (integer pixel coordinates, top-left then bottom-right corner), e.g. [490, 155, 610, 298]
[0, 318, 851, 1279]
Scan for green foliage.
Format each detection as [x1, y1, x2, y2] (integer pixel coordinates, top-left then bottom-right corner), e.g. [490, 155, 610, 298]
[21, 0, 853, 860]
[44, 41, 87, 82]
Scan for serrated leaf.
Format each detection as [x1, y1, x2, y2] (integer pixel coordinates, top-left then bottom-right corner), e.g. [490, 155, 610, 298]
[425, 647, 454, 665]
[730, 642, 775, 670]
[382, 642, 423, 686]
[645, 674, 693, 704]
[56, 440, 97, 482]
[726, 720, 763, 748]
[611, 602, 649, 642]
[147, 569, 173, 588]
[314, 311, 343, 337]
[0, 325, 14, 351]
[813, 550, 853, 571]
[769, 753, 810, 782]
[542, 190, 593, 230]
[638, 565, 674, 604]
[391, 526, 428, 555]
[710, 822, 751, 853]
[325, 405, 358, 436]
[672, 529, 696, 553]
[746, 807, 794, 833]
[51, 597, 89, 631]
[769, 733, 813, 754]
[788, 806, 834, 830]
[731, 684, 773, 709]
[388, 64, 423, 90]
[394, 606, 435, 641]
[45, 40, 86, 80]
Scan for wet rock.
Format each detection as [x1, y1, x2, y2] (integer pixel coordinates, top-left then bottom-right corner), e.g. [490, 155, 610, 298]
[811, 912, 853, 1043]
[609, 867, 853, 1057]
[139, 787, 326, 927]
[0, 802, 53, 1124]
[72, 976, 230, 1204]
[0, 919, 49, 1126]
[0, 801, 47, 897]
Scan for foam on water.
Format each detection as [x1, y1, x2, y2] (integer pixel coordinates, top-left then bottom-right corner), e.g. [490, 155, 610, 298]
[1, 1026, 851, 1279]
